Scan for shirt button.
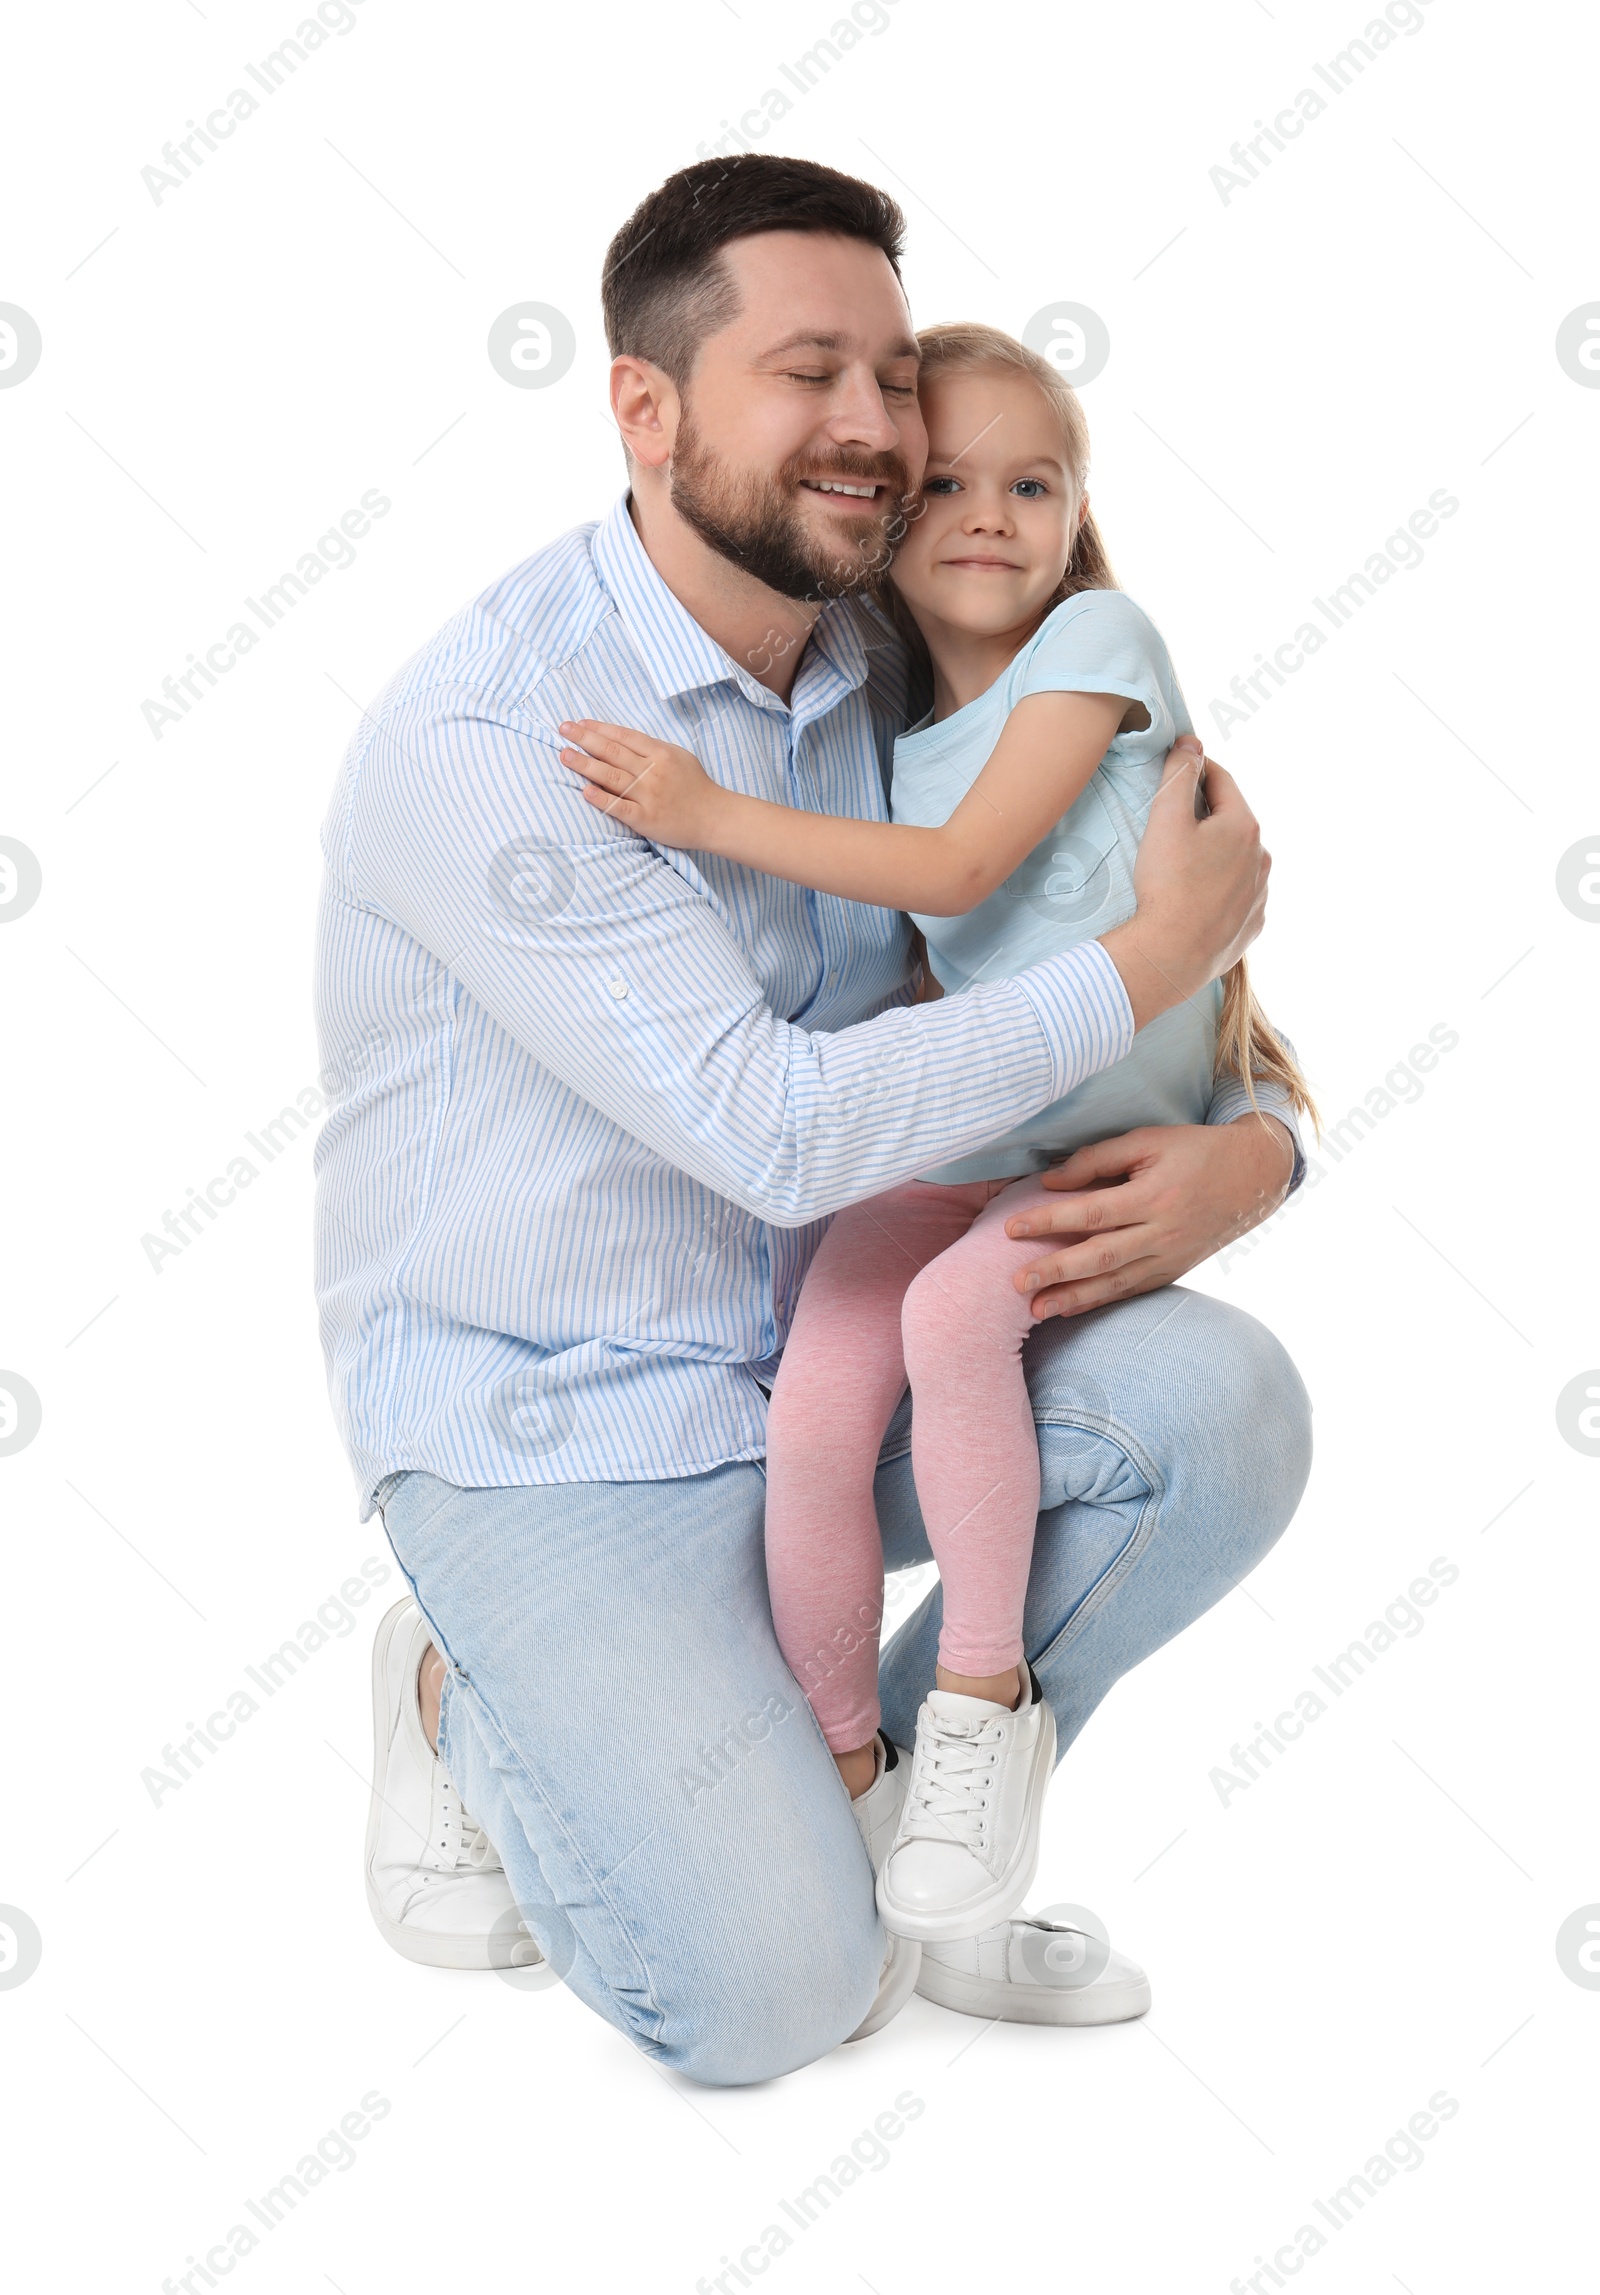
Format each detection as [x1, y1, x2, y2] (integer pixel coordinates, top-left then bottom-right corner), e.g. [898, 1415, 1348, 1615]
[608, 979, 628, 1000]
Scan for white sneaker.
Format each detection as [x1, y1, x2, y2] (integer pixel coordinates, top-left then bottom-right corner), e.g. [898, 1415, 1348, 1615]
[849, 1730, 912, 1872]
[916, 1909, 1151, 2027]
[846, 1931, 923, 2042]
[364, 1598, 529, 1971]
[877, 1666, 1055, 1943]
[843, 1732, 921, 2041]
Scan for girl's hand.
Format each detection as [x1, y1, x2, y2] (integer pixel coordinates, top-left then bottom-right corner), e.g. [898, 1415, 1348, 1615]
[558, 719, 723, 850]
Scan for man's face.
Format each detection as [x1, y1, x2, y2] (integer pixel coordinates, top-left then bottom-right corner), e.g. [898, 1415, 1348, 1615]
[666, 230, 926, 602]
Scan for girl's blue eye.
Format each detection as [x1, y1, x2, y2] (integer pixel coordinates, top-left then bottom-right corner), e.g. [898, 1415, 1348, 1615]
[1011, 478, 1047, 498]
[923, 476, 961, 494]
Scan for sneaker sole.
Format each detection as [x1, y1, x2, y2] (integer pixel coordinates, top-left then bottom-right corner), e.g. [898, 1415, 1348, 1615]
[914, 1953, 1151, 2027]
[363, 1598, 514, 1973]
[844, 1934, 923, 2042]
[877, 1697, 1057, 1944]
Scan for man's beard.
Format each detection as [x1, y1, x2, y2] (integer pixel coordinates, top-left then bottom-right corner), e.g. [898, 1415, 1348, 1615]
[669, 409, 910, 603]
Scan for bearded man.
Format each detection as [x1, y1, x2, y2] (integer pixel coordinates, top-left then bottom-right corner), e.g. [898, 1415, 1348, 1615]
[313, 153, 1309, 2083]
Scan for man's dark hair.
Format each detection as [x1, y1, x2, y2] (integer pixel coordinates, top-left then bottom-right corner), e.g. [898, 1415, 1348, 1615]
[600, 154, 906, 386]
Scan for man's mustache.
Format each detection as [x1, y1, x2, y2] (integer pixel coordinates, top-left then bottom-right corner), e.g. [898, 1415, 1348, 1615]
[784, 449, 912, 498]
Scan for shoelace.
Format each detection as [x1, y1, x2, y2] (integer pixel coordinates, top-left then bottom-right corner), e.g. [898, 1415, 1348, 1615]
[458, 1804, 501, 1871]
[900, 1713, 1006, 1848]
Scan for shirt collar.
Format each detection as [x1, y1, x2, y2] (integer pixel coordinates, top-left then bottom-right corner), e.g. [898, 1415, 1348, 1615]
[590, 492, 875, 720]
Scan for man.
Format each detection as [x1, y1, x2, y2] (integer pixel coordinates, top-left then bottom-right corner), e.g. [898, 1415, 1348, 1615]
[315, 154, 1312, 2084]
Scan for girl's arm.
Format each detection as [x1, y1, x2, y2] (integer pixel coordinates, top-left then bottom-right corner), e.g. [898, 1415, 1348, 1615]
[557, 688, 1137, 916]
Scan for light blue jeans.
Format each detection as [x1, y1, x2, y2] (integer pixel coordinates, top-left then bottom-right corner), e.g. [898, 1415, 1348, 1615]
[376, 1285, 1311, 2086]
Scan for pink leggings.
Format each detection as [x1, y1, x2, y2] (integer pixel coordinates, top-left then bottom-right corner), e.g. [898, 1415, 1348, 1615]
[764, 1172, 1063, 1754]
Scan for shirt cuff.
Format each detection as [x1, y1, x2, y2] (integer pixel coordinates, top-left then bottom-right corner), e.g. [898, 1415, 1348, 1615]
[1010, 938, 1135, 1102]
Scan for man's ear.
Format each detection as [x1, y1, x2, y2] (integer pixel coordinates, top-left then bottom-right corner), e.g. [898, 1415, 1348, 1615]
[611, 356, 679, 472]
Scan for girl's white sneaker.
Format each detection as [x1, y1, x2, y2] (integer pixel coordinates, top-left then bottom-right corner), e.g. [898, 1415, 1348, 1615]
[877, 1667, 1055, 1943]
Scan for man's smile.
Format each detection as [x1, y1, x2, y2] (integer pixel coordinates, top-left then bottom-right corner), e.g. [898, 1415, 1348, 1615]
[798, 477, 886, 499]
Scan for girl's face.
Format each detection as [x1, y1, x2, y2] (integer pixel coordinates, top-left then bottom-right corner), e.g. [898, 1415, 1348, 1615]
[890, 368, 1081, 640]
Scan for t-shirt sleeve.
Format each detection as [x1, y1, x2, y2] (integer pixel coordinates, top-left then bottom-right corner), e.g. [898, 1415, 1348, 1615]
[1013, 591, 1178, 743]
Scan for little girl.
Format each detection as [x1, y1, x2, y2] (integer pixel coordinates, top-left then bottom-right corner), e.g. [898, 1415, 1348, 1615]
[559, 322, 1315, 1942]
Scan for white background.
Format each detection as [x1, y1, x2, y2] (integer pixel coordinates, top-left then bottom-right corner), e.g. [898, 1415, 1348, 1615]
[3, 0, 1596, 2287]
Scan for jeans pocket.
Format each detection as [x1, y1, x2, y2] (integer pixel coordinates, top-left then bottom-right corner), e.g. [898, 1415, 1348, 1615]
[376, 1470, 463, 1559]
[372, 1469, 412, 1521]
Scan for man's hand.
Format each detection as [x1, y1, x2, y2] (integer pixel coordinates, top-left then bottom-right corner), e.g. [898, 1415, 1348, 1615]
[559, 719, 725, 849]
[1004, 1115, 1296, 1317]
[1100, 736, 1271, 1032]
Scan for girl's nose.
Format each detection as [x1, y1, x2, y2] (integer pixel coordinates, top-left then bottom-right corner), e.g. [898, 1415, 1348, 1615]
[963, 495, 1014, 533]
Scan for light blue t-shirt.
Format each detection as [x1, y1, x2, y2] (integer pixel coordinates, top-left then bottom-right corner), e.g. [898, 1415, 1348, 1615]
[890, 587, 1222, 1183]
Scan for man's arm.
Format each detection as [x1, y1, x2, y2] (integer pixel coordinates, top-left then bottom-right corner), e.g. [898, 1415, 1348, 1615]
[1206, 1050, 1307, 1194]
[344, 705, 1264, 1229]
[1000, 1014, 1311, 1319]
[1000, 1114, 1298, 1318]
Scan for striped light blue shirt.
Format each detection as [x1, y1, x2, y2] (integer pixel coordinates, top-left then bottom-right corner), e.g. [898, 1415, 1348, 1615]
[313, 495, 1301, 1515]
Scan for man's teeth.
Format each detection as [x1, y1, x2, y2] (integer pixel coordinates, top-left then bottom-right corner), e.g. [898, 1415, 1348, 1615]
[806, 480, 878, 496]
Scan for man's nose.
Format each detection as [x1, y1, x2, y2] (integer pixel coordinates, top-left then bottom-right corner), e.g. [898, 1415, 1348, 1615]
[823, 367, 904, 452]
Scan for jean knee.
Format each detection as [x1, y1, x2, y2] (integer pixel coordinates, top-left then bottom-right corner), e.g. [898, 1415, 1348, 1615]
[662, 1900, 883, 2087]
[1206, 1300, 1312, 1482]
[1132, 1289, 1313, 1519]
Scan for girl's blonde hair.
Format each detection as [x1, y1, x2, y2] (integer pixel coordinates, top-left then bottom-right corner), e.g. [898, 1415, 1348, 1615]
[893, 320, 1319, 1131]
